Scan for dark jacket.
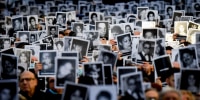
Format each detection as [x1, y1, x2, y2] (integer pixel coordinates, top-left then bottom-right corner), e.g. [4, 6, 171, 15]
[45, 89, 62, 100]
[19, 89, 46, 100]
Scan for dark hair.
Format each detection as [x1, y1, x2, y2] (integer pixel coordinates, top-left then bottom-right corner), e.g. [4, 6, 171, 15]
[118, 35, 130, 50]
[147, 11, 155, 18]
[91, 13, 97, 19]
[167, 7, 173, 12]
[29, 17, 36, 23]
[166, 46, 173, 50]
[111, 26, 123, 34]
[96, 91, 111, 100]
[143, 41, 151, 47]
[55, 41, 63, 46]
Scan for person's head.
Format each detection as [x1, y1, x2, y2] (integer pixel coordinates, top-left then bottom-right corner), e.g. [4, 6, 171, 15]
[91, 13, 98, 21]
[187, 74, 196, 86]
[58, 62, 73, 78]
[3, 39, 10, 49]
[72, 43, 82, 52]
[75, 24, 82, 33]
[19, 51, 29, 63]
[86, 64, 100, 78]
[180, 49, 195, 66]
[20, 34, 28, 42]
[87, 32, 96, 40]
[118, 35, 131, 50]
[142, 42, 151, 54]
[14, 18, 21, 29]
[57, 14, 65, 24]
[97, 22, 106, 37]
[144, 31, 154, 39]
[125, 25, 132, 33]
[2, 57, 16, 74]
[0, 88, 12, 100]
[160, 87, 181, 100]
[167, 7, 173, 15]
[147, 11, 155, 21]
[71, 89, 82, 98]
[180, 90, 195, 100]
[42, 52, 52, 64]
[50, 27, 56, 35]
[155, 40, 164, 55]
[178, 25, 185, 33]
[19, 71, 38, 96]
[166, 73, 175, 88]
[48, 18, 53, 24]
[145, 88, 159, 100]
[96, 91, 111, 100]
[55, 41, 63, 50]
[30, 35, 35, 42]
[111, 25, 123, 34]
[166, 46, 173, 56]
[46, 77, 55, 90]
[126, 76, 136, 91]
[29, 17, 36, 25]
[139, 9, 147, 20]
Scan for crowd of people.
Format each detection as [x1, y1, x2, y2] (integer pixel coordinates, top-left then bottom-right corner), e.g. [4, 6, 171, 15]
[0, 0, 200, 100]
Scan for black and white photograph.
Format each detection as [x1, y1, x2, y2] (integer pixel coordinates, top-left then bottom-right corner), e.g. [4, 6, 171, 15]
[24, 45, 40, 66]
[131, 36, 140, 62]
[117, 67, 137, 95]
[17, 31, 30, 42]
[172, 11, 184, 22]
[83, 31, 100, 51]
[54, 38, 64, 51]
[89, 85, 117, 100]
[12, 16, 24, 32]
[1, 54, 18, 79]
[66, 11, 76, 26]
[136, 39, 156, 64]
[45, 16, 55, 25]
[79, 62, 104, 85]
[178, 46, 199, 69]
[174, 21, 188, 36]
[142, 28, 157, 39]
[146, 10, 158, 21]
[70, 38, 89, 59]
[137, 7, 149, 20]
[95, 21, 109, 40]
[123, 23, 133, 34]
[55, 57, 77, 88]
[165, 5, 175, 19]
[56, 12, 66, 26]
[39, 50, 57, 76]
[62, 82, 88, 100]
[47, 25, 59, 38]
[89, 12, 99, 25]
[103, 64, 113, 84]
[110, 24, 124, 39]
[153, 55, 173, 83]
[154, 39, 166, 58]
[116, 33, 132, 56]
[20, 5, 29, 15]
[72, 23, 84, 37]
[180, 69, 200, 94]
[0, 80, 18, 100]
[63, 37, 72, 51]
[195, 43, 200, 67]
[29, 32, 38, 43]
[15, 48, 31, 71]
[28, 15, 38, 31]
[188, 21, 199, 29]
[41, 35, 54, 50]
[0, 38, 11, 51]
[97, 50, 117, 68]
[30, 6, 39, 15]
[5, 16, 12, 27]
[187, 29, 200, 44]
[120, 72, 145, 99]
